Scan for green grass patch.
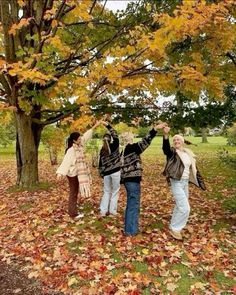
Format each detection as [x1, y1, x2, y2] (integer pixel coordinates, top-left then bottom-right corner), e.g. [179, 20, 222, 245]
[19, 202, 34, 211]
[45, 225, 62, 237]
[7, 181, 52, 193]
[222, 194, 236, 213]
[132, 261, 149, 273]
[109, 246, 123, 262]
[169, 263, 207, 295]
[211, 219, 232, 232]
[66, 240, 84, 254]
[213, 270, 236, 290]
[111, 266, 129, 278]
[147, 219, 164, 230]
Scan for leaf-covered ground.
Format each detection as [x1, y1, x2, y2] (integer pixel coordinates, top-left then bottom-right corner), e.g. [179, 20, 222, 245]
[0, 156, 235, 295]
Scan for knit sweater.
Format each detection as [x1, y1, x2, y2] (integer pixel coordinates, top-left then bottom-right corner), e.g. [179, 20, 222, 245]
[98, 125, 121, 177]
[121, 128, 157, 183]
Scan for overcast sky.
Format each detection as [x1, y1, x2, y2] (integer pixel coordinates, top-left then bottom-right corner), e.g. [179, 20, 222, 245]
[104, 0, 135, 12]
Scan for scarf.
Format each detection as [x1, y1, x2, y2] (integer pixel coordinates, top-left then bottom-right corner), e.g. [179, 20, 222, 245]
[73, 143, 91, 198]
[176, 147, 198, 184]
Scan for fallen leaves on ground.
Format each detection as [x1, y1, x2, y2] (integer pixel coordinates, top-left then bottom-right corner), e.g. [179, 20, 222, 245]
[0, 156, 235, 294]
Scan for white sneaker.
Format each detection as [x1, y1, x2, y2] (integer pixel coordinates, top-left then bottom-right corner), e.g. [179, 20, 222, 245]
[170, 229, 182, 240]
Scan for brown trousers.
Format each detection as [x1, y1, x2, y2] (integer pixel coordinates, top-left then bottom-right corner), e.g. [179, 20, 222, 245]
[67, 176, 79, 217]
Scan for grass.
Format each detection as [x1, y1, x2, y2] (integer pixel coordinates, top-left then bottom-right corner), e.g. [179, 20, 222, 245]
[141, 135, 230, 157]
[7, 181, 52, 193]
[1, 136, 235, 294]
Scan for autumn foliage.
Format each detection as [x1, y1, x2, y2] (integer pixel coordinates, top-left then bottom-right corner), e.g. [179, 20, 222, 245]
[0, 151, 235, 294]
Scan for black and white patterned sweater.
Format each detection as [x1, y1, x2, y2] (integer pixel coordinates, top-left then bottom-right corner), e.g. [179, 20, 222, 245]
[98, 125, 121, 177]
[121, 128, 157, 183]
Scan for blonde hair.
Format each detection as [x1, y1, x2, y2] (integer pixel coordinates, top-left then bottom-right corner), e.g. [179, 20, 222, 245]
[173, 134, 184, 144]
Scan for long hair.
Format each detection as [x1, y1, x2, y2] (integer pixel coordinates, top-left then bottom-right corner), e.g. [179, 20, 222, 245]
[65, 132, 80, 153]
[100, 133, 111, 157]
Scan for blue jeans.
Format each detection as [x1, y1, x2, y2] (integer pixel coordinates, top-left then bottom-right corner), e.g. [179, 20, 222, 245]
[170, 178, 190, 231]
[100, 171, 121, 215]
[124, 182, 141, 235]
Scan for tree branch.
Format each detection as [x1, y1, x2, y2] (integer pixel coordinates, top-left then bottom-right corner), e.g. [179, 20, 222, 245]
[32, 104, 81, 126]
[226, 52, 236, 66]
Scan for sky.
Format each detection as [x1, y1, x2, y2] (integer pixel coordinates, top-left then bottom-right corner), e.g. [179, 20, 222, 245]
[103, 0, 135, 12]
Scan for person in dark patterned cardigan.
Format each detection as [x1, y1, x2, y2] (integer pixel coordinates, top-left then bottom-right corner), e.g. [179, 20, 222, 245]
[98, 121, 121, 216]
[121, 122, 164, 236]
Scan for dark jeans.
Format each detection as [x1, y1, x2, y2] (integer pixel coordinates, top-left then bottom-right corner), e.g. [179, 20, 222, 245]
[124, 181, 141, 235]
[67, 176, 79, 217]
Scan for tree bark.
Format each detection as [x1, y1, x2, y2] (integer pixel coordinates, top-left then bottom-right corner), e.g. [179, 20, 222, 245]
[201, 127, 208, 143]
[14, 111, 42, 187]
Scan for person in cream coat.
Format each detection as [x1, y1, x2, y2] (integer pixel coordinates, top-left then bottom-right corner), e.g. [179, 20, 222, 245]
[161, 125, 206, 240]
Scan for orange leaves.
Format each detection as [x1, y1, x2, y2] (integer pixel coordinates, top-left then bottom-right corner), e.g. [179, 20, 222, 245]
[7, 61, 54, 85]
[44, 8, 57, 21]
[9, 18, 32, 35]
[17, 0, 26, 7]
[0, 156, 236, 293]
[0, 103, 16, 111]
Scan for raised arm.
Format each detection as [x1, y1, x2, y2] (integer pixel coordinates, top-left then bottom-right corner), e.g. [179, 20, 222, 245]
[81, 120, 102, 146]
[162, 126, 174, 158]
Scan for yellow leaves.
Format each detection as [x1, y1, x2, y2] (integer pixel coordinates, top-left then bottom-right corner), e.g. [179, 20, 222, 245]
[28, 271, 39, 279]
[17, 0, 26, 7]
[9, 18, 32, 35]
[177, 65, 207, 83]
[48, 35, 71, 54]
[70, 114, 93, 132]
[51, 19, 58, 29]
[141, 248, 149, 255]
[8, 61, 54, 85]
[68, 277, 78, 287]
[64, 1, 93, 22]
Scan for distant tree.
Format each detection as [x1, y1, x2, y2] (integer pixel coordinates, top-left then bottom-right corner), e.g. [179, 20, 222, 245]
[0, 111, 15, 147]
[0, 0, 235, 187]
[41, 125, 67, 165]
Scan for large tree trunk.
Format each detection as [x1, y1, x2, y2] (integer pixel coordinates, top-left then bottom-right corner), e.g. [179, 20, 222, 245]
[201, 127, 208, 143]
[14, 111, 42, 188]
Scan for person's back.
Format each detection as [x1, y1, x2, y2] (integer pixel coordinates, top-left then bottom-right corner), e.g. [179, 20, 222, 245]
[99, 124, 121, 178]
[121, 123, 164, 236]
[99, 122, 121, 217]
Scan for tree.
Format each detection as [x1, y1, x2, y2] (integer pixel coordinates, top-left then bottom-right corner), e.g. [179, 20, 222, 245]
[158, 86, 236, 142]
[41, 124, 67, 165]
[0, 0, 235, 187]
[0, 0, 135, 187]
[0, 110, 15, 147]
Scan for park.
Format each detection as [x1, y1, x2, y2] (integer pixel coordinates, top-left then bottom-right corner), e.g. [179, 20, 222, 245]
[0, 0, 235, 294]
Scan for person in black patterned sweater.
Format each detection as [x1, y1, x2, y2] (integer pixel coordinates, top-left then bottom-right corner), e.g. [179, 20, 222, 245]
[121, 122, 165, 236]
[99, 121, 121, 217]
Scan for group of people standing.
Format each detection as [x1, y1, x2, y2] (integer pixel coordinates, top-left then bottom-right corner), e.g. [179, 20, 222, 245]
[56, 120, 206, 241]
